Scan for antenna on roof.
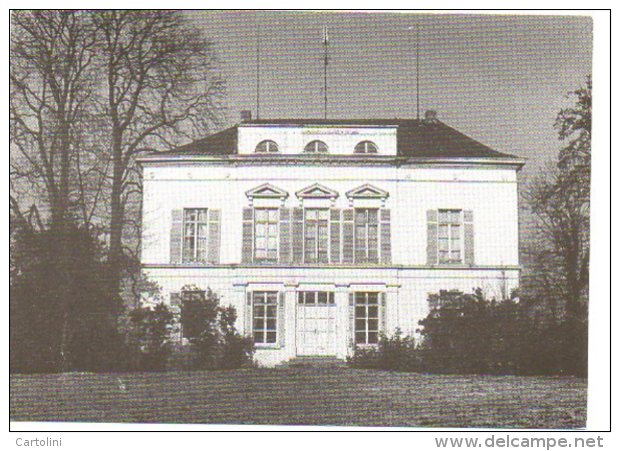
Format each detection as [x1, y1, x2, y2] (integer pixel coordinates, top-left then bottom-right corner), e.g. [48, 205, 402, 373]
[408, 24, 421, 120]
[322, 26, 329, 119]
[256, 27, 261, 120]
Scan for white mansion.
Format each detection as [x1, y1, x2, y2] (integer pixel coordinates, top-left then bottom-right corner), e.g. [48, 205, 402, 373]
[139, 112, 524, 366]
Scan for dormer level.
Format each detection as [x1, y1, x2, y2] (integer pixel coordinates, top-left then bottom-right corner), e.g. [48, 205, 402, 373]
[142, 116, 524, 165]
[238, 123, 398, 156]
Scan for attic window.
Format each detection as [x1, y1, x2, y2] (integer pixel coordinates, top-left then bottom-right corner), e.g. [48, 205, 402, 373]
[304, 140, 328, 153]
[354, 141, 379, 154]
[255, 140, 279, 153]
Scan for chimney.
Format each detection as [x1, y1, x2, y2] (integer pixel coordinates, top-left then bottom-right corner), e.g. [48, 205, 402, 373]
[240, 110, 252, 123]
[424, 110, 438, 122]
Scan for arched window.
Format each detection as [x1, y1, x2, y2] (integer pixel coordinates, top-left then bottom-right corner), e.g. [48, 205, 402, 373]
[255, 140, 279, 153]
[304, 140, 329, 153]
[354, 141, 379, 154]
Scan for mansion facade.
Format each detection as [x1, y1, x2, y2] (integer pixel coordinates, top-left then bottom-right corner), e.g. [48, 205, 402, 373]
[139, 113, 524, 366]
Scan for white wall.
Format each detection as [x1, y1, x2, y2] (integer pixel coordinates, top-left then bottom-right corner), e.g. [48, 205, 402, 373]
[237, 125, 398, 155]
[141, 162, 520, 267]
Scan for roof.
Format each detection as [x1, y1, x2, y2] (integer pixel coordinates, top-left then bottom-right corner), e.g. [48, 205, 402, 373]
[166, 126, 237, 155]
[147, 118, 520, 160]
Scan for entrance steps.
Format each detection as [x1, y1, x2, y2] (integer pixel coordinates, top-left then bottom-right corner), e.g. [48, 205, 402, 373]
[280, 356, 348, 368]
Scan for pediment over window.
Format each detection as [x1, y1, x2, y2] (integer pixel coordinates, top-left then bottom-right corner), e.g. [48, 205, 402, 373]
[245, 183, 289, 201]
[295, 183, 339, 200]
[345, 184, 389, 200]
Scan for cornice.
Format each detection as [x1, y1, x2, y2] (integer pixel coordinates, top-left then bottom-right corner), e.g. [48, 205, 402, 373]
[137, 154, 525, 169]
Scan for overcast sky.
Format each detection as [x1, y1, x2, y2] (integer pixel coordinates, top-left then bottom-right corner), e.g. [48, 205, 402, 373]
[187, 11, 592, 177]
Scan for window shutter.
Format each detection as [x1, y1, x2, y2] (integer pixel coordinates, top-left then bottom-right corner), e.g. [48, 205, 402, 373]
[277, 292, 286, 347]
[279, 208, 292, 264]
[245, 292, 253, 337]
[241, 208, 254, 263]
[342, 209, 355, 264]
[291, 208, 304, 264]
[464, 210, 474, 265]
[349, 292, 356, 346]
[426, 210, 438, 265]
[207, 209, 221, 264]
[329, 208, 341, 263]
[380, 209, 392, 264]
[380, 292, 387, 335]
[170, 209, 184, 264]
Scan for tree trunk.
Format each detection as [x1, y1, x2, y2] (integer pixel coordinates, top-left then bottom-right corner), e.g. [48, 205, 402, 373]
[107, 131, 125, 317]
[55, 118, 74, 373]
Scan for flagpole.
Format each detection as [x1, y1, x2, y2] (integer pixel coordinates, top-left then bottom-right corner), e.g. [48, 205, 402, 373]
[323, 26, 329, 120]
[256, 28, 261, 120]
[416, 23, 420, 120]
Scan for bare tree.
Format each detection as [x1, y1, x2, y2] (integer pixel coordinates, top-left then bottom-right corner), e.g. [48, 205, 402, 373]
[10, 11, 99, 369]
[525, 77, 591, 321]
[10, 11, 99, 230]
[91, 10, 224, 303]
[10, 10, 225, 370]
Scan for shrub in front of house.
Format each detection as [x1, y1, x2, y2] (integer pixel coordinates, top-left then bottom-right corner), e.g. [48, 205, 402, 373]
[349, 329, 419, 371]
[179, 286, 255, 370]
[418, 289, 522, 375]
[517, 317, 588, 377]
[418, 288, 587, 377]
[127, 302, 176, 371]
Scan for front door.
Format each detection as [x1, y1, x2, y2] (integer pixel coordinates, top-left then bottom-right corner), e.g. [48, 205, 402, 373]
[296, 291, 337, 356]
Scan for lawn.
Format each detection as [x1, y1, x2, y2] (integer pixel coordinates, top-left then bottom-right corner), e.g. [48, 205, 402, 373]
[10, 367, 586, 428]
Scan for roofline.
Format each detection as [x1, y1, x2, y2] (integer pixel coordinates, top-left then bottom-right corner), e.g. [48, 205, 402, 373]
[238, 123, 399, 128]
[137, 154, 525, 169]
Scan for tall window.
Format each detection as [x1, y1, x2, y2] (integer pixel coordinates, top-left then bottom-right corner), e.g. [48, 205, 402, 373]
[254, 208, 278, 262]
[354, 141, 378, 154]
[438, 209, 462, 263]
[304, 140, 328, 153]
[354, 208, 379, 263]
[255, 140, 279, 153]
[183, 208, 208, 262]
[304, 208, 329, 263]
[253, 291, 278, 344]
[355, 292, 380, 344]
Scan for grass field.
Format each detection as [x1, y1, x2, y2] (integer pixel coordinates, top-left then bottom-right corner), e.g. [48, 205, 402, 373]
[10, 367, 586, 428]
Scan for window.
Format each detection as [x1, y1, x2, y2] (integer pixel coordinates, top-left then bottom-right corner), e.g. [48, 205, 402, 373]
[253, 291, 278, 344]
[298, 291, 335, 305]
[254, 208, 278, 262]
[304, 140, 328, 153]
[354, 141, 378, 154]
[354, 292, 380, 344]
[255, 140, 279, 153]
[304, 208, 329, 263]
[183, 208, 208, 262]
[438, 209, 462, 263]
[354, 208, 379, 263]
[180, 289, 207, 339]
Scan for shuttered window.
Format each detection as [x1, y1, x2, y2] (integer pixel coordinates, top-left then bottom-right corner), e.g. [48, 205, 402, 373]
[354, 208, 379, 263]
[354, 292, 380, 345]
[304, 208, 329, 263]
[254, 208, 279, 263]
[438, 209, 463, 264]
[252, 291, 278, 344]
[182, 209, 209, 262]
